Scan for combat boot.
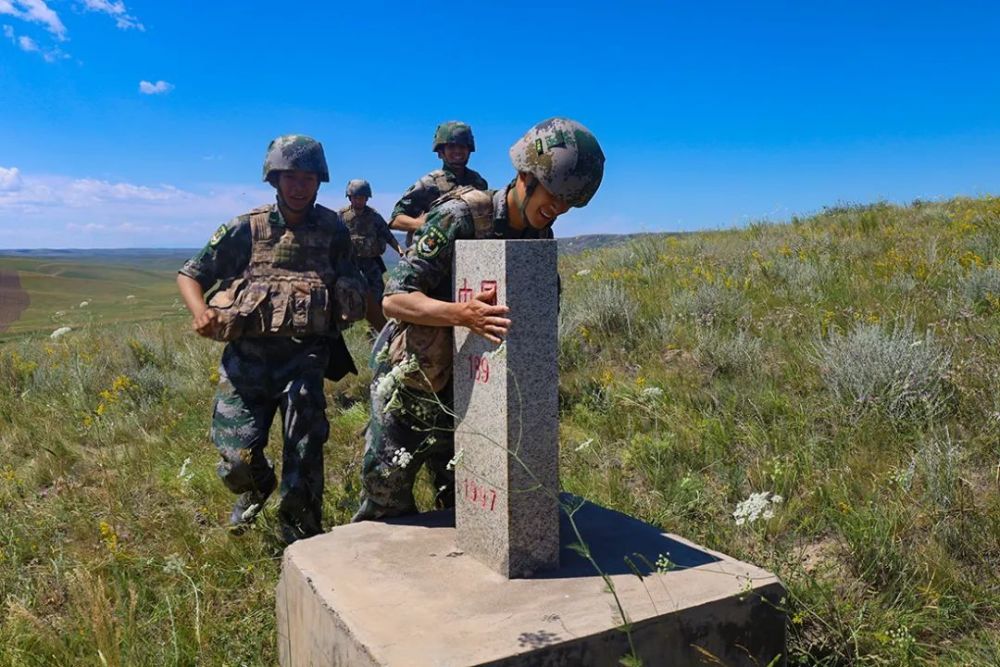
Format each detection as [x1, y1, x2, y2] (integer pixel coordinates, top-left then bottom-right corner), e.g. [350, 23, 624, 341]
[228, 485, 274, 534]
[350, 497, 417, 523]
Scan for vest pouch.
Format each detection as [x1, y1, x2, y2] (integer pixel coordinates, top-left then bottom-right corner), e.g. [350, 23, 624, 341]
[207, 279, 247, 341]
[309, 284, 330, 333]
[388, 322, 452, 393]
[232, 282, 271, 337]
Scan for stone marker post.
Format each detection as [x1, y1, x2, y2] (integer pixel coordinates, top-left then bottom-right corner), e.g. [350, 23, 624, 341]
[453, 239, 560, 578]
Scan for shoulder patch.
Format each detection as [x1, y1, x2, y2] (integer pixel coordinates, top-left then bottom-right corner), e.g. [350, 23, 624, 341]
[416, 225, 448, 259]
[208, 224, 229, 247]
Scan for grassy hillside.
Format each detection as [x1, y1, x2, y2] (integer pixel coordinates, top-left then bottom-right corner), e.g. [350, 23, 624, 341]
[0, 250, 192, 339]
[2, 197, 1000, 665]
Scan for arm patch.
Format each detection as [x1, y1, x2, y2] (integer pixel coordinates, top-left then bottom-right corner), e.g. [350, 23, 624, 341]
[416, 226, 448, 259]
[208, 224, 229, 247]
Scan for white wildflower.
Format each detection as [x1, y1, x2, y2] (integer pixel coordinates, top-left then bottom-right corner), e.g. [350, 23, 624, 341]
[177, 457, 194, 483]
[391, 448, 413, 468]
[126, 295, 136, 300]
[574, 438, 594, 452]
[79, 301, 89, 308]
[50, 326, 72, 339]
[488, 340, 507, 360]
[446, 448, 464, 471]
[641, 387, 664, 399]
[162, 553, 186, 575]
[733, 491, 783, 526]
[655, 552, 675, 573]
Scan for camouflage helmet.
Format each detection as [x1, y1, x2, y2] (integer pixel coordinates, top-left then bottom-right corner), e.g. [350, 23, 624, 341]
[262, 134, 330, 184]
[509, 118, 605, 208]
[345, 179, 372, 198]
[432, 121, 476, 153]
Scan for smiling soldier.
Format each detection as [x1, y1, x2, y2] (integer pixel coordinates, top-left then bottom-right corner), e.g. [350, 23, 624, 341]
[177, 134, 365, 545]
[353, 118, 606, 521]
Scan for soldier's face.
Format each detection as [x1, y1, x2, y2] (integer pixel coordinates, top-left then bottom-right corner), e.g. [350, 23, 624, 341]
[349, 195, 369, 211]
[278, 170, 320, 212]
[522, 178, 570, 230]
[441, 143, 470, 167]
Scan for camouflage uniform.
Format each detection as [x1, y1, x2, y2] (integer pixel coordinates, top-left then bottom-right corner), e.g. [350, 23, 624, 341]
[180, 202, 361, 541]
[339, 204, 397, 299]
[390, 165, 489, 246]
[354, 117, 605, 521]
[357, 184, 554, 518]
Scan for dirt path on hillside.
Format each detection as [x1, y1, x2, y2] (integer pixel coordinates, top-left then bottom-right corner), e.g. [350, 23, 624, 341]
[0, 269, 30, 333]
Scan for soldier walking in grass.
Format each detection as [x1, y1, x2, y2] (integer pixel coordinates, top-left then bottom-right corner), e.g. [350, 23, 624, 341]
[388, 121, 489, 248]
[353, 118, 605, 521]
[177, 135, 365, 545]
[339, 179, 403, 334]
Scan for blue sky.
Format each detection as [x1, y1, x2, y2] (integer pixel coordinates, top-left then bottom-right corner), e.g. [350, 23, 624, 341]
[1, 1, 998, 248]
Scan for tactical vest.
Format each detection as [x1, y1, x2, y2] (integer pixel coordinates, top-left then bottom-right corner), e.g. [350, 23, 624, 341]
[208, 205, 338, 341]
[341, 206, 387, 258]
[390, 188, 497, 393]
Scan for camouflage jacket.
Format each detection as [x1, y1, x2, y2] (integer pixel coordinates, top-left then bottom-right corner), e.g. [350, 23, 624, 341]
[390, 165, 488, 223]
[179, 202, 362, 341]
[338, 205, 397, 258]
[383, 182, 553, 391]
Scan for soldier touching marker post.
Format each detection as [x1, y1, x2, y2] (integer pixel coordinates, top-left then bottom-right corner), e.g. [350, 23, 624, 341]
[353, 118, 606, 522]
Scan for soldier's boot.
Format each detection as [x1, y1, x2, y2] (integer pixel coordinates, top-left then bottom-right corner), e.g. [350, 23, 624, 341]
[350, 497, 417, 523]
[228, 484, 274, 535]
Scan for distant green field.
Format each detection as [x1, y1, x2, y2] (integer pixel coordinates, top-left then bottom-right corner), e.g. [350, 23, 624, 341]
[0, 250, 194, 340]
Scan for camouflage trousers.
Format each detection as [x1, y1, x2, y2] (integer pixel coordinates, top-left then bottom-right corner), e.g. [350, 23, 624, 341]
[357, 336, 455, 518]
[358, 257, 385, 300]
[211, 337, 330, 538]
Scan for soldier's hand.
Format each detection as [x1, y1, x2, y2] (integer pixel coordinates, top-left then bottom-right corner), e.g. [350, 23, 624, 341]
[462, 289, 510, 344]
[192, 308, 221, 338]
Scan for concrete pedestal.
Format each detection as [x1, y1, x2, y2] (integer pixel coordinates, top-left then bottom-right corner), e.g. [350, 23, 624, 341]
[276, 499, 786, 666]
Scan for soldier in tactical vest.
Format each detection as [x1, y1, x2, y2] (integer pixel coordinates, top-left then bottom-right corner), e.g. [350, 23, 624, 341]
[339, 179, 403, 333]
[389, 121, 489, 247]
[353, 118, 605, 522]
[177, 134, 366, 545]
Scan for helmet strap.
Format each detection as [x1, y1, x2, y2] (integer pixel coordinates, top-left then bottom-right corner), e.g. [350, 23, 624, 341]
[513, 174, 538, 229]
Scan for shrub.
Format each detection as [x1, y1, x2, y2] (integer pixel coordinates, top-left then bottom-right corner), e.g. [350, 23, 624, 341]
[562, 282, 639, 341]
[957, 265, 1000, 312]
[694, 327, 764, 377]
[671, 283, 746, 326]
[814, 320, 952, 424]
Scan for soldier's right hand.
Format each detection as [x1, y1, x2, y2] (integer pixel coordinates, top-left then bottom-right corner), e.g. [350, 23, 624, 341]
[462, 289, 510, 344]
[192, 307, 222, 338]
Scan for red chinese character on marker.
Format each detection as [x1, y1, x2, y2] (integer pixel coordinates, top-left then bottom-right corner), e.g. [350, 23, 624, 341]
[480, 280, 497, 305]
[457, 278, 473, 303]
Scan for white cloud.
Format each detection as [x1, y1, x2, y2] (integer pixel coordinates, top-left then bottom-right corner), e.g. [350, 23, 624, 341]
[139, 80, 174, 95]
[0, 0, 66, 39]
[3, 18, 68, 61]
[0, 168, 277, 248]
[0, 166, 23, 191]
[79, 0, 143, 31]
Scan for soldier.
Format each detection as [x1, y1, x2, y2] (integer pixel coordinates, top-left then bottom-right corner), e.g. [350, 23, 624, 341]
[176, 135, 366, 545]
[389, 121, 489, 247]
[339, 179, 403, 333]
[353, 118, 605, 521]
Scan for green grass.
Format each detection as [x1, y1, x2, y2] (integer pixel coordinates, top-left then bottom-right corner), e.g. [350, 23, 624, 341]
[2, 197, 1000, 665]
[0, 253, 190, 339]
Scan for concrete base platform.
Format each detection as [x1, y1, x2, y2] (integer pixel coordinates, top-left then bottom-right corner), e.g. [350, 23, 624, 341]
[276, 498, 786, 666]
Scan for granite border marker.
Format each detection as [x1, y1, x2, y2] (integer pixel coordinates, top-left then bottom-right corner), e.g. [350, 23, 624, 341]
[453, 239, 560, 578]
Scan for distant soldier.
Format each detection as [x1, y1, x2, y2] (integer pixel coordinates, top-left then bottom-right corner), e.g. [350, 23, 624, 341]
[339, 179, 403, 333]
[389, 121, 488, 247]
[353, 118, 605, 521]
[177, 135, 365, 545]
